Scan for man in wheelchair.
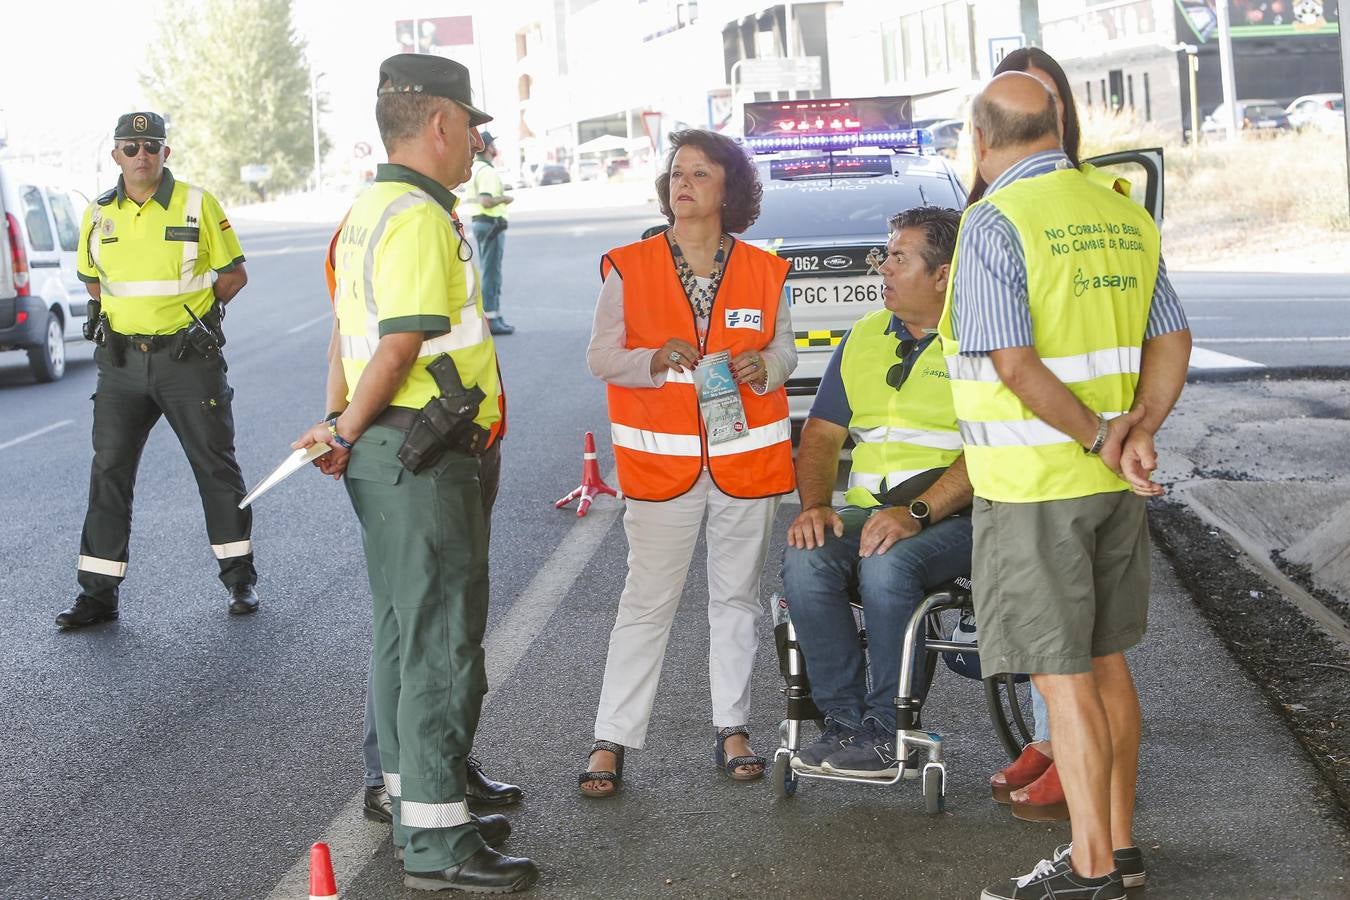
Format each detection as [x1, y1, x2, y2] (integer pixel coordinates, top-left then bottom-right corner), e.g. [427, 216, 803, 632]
[783, 206, 973, 778]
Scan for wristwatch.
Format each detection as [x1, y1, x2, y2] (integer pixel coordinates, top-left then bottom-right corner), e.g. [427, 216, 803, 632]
[908, 499, 931, 529]
[1085, 413, 1109, 456]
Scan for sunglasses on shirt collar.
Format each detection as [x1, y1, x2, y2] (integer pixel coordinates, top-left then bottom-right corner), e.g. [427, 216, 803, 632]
[119, 140, 163, 157]
[885, 337, 920, 391]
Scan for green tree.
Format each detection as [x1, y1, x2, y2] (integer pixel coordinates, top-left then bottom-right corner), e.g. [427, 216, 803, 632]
[141, 0, 325, 203]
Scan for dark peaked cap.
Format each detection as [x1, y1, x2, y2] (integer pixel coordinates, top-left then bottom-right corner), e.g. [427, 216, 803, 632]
[377, 54, 493, 127]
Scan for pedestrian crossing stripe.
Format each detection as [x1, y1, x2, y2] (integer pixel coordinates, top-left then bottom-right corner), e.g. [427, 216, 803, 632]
[795, 329, 847, 348]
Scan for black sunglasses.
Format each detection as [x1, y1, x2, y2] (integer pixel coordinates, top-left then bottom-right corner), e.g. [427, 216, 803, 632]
[120, 140, 163, 157]
[885, 338, 919, 391]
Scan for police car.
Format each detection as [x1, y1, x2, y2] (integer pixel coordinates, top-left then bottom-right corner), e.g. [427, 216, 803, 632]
[737, 95, 1163, 423]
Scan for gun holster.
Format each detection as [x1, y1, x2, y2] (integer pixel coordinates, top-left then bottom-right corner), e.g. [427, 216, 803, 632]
[396, 354, 490, 474]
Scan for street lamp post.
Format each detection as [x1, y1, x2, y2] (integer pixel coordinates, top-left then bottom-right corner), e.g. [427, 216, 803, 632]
[310, 67, 327, 192]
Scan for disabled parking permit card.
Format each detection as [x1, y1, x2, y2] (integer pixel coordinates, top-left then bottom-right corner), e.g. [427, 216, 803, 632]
[694, 350, 748, 445]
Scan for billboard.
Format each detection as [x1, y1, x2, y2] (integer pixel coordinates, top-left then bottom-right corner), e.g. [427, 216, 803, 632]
[395, 16, 475, 54]
[1175, 0, 1339, 40]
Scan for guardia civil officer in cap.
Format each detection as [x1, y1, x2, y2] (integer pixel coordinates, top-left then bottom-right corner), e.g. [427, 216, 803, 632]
[292, 54, 538, 893]
[56, 111, 258, 629]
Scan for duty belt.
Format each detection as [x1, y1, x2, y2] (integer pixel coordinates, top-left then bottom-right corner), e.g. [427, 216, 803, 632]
[373, 406, 419, 432]
[117, 331, 183, 353]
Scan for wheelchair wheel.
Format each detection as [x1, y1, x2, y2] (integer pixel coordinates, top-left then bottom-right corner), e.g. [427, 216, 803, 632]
[772, 752, 798, 799]
[922, 766, 945, 815]
[985, 673, 1035, 761]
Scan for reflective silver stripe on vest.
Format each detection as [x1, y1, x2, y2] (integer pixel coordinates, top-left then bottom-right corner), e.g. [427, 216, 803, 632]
[706, 417, 792, 457]
[179, 186, 203, 278]
[101, 274, 215, 298]
[959, 410, 1126, 447]
[848, 425, 963, 451]
[211, 540, 252, 560]
[946, 346, 1141, 384]
[78, 554, 127, 578]
[847, 468, 933, 494]
[611, 423, 702, 457]
[382, 772, 401, 797]
[339, 315, 488, 361]
[400, 799, 472, 829]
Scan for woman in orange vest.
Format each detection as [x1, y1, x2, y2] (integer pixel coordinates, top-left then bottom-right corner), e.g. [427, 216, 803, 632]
[578, 129, 797, 796]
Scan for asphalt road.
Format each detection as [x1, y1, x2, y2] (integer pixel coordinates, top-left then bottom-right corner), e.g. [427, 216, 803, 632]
[0, 207, 1346, 899]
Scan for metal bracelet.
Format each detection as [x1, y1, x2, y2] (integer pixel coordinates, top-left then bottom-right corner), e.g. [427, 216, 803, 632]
[1086, 414, 1108, 455]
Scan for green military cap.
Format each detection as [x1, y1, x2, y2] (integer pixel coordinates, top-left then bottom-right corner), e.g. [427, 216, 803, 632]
[114, 111, 167, 140]
[377, 53, 493, 127]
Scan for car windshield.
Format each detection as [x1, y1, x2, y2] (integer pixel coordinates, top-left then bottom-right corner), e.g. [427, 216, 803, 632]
[1246, 104, 1286, 119]
[742, 173, 963, 241]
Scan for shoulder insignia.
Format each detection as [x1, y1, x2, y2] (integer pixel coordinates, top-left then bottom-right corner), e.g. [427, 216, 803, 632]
[97, 188, 117, 206]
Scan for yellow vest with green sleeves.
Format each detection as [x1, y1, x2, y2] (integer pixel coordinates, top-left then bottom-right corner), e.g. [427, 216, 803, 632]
[937, 167, 1161, 503]
[333, 179, 500, 429]
[459, 159, 506, 219]
[839, 310, 963, 508]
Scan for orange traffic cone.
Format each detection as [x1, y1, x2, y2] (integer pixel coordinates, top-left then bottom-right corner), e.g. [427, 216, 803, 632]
[554, 431, 619, 517]
[309, 841, 337, 900]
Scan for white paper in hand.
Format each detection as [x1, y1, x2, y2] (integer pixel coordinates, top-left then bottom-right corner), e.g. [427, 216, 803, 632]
[238, 443, 331, 509]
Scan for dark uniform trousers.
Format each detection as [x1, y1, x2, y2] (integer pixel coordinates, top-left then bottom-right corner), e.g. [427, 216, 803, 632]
[78, 342, 255, 605]
[345, 423, 490, 871]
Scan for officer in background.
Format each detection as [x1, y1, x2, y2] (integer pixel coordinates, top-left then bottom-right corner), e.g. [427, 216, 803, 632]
[57, 111, 257, 629]
[293, 54, 537, 893]
[460, 130, 514, 335]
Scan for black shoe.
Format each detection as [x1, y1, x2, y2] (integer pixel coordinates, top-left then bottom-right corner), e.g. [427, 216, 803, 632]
[395, 812, 511, 862]
[363, 785, 392, 824]
[55, 596, 118, 629]
[982, 857, 1124, 900]
[467, 756, 523, 808]
[404, 846, 538, 893]
[488, 318, 515, 336]
[1055, 843, 1145, 890]
[227, 584, 259, 615]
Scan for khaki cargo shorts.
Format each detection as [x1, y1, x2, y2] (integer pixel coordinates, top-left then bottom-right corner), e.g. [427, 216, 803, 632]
[971, 491, 1150, 677]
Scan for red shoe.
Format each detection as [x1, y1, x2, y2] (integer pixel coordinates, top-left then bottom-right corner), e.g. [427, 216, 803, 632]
[1011, 762, 1069, 821]
[990, 743, 1052, 804]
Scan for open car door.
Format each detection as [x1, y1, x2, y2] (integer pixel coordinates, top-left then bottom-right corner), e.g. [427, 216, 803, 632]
[1082, 148, 1164, 227]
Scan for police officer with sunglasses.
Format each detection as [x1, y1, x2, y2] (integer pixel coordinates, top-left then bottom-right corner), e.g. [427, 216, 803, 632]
[56, 111, 259, 629]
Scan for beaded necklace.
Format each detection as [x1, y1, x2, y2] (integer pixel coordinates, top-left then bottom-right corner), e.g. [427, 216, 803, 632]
[669, 233, 727, 327]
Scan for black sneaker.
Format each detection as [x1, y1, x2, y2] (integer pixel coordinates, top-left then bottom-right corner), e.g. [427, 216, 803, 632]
[982, 858, 1124, 900]
[790, 718, 859, 773]
[1053, 843, 1146, 889]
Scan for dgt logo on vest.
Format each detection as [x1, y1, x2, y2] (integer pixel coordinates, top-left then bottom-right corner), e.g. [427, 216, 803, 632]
[724, 308, 763, 330]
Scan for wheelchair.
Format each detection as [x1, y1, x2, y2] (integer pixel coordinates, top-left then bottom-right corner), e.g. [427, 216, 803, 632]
[770, 577, 1035, 814]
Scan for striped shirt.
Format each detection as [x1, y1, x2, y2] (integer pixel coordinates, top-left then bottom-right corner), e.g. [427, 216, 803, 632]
[951, 150, 1188, 356]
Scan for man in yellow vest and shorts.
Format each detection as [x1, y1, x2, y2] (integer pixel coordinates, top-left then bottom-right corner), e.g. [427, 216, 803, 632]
[939, 73, 1191, 900]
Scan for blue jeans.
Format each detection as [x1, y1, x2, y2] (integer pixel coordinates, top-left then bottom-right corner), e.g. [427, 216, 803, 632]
[472, 218, 505, 318]
[782, 507, 973, 732]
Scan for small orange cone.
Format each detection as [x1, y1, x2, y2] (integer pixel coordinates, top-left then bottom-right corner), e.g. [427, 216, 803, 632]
[554, 431, 619, 517]
[309, 841, 337, 900]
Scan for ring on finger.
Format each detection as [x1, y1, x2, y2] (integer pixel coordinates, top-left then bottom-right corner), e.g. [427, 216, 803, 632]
[670, 350, 682, 363]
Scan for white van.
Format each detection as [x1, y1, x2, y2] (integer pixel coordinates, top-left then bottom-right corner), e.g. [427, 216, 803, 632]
[0, 163, 91, 382]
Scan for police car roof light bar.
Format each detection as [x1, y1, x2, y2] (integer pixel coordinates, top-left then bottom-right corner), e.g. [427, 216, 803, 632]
[742, 96, 928, 154]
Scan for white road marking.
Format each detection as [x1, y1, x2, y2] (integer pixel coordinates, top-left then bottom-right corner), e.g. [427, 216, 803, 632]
[265, 481, 624, 899]
[1185, 316, 1230, 321]
[0, 419, 72, 451]
[1188, 347, 1265, 369]
[247, 243, 331, 258]
[287, 313, 331, 335]
[1193, 336, 1350, 343]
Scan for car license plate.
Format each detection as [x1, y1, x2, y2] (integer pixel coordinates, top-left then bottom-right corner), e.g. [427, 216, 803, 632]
[789, 277, 883, 306]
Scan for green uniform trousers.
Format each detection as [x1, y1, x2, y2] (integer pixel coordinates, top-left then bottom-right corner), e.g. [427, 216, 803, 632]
[78, 341, 254, 606]
[344, 424, 489, 870]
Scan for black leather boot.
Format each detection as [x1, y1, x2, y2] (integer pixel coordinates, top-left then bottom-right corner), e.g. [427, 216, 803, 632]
[228, 584, 259, 615]
[466, 756, 523, 809]
[55, 596, 118, 629]
[403, 846, 538, 893]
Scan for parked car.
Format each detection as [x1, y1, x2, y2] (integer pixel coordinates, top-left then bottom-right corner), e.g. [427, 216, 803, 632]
[0, 163, 91, 382]
[576, 158, 603, 182]
[925, 118, 964, 159]
[606, 156, 632, 179]
[1201, 100, 1292, 136]
[1285, 93, 1344, 133]
[535, 164, 570, 186]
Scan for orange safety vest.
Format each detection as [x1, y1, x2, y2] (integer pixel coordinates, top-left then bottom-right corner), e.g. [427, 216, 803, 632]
[600, 234, 794, 502]
[325, 211, 507, 446]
